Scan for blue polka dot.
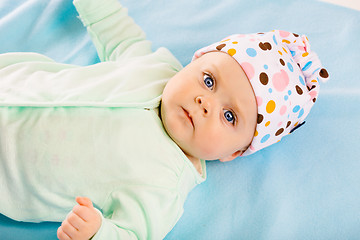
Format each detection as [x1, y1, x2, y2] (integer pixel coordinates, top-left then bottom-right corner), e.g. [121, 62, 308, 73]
[261, 134, 271, 143]
[298, 108, 304, 118]
[287, 62, 293, 72]
[302, 61, 312, 71]
[293, 105, 300, 113]
[288, 90, 292, 95]
[290, 50, 296, 57]
[284, 95, 289, 101]
[264, 64, 268, 69]
[246, 48, 257, 57]
[299, 76, 305, 86]
[273, 35, 278, 45]
[268, 88, 273, 93]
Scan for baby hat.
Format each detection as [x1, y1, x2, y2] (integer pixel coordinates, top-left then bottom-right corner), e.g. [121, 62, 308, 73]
[192, 30, 329, 156]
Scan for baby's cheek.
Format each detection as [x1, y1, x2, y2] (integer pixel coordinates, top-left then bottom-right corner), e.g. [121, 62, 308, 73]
[195, 132, 223, 159]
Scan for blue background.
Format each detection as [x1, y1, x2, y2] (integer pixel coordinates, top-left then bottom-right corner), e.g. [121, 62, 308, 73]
[0, 0, 359, 239]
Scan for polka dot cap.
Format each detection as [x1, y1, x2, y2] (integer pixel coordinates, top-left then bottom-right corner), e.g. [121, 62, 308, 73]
[192, 30, 329, 156]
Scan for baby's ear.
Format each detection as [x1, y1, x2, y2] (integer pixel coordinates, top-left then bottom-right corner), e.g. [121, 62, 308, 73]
[219, 150, 243, 162]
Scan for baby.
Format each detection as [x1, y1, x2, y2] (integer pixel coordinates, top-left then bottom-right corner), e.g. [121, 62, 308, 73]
[0, 0, 329, 239]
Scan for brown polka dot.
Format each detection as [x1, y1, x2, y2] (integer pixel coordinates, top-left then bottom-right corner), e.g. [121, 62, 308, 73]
[313, 98, 317, 103]
[279, 58, 285, 66]
[319, 68, 329, 78]
[296, 85, 303, 95]
[275, 128, 284, 136]
[293, 33, 299, 37]
[286, 121, 291, 128]
[259, 72, 269, 85]
[259, 42, 272, 51]
[259, 43, 265, 50]
[216, 44, 226, 51]
[257, 114, 264, 124]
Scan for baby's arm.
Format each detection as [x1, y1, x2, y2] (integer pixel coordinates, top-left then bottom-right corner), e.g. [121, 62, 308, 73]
[73, 0, 152, 62]
[57, 197, 101, 240]
[63, 187, 184, 240]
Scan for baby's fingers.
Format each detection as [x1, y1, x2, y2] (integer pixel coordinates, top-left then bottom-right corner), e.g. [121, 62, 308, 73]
[57, 219, 77, 240]
[73, 197, 99, 223]
[57, 227, 71, 240]
[67, 211, 85, 231]
[76, 196, 93, 208]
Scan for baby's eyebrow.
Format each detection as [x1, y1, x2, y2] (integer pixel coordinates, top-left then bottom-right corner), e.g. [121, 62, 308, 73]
[210, 62, 220, 75]
[231, 100, 243, 125]
[206, 63, 220, 81]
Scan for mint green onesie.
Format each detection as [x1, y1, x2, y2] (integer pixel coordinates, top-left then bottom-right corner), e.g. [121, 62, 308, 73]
[0, 0, 206, 239]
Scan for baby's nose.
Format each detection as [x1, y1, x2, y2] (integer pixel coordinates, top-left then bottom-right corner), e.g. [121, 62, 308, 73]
[195, 96, 211, 115]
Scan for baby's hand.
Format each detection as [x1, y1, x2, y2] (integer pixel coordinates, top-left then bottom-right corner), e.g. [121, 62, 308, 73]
[57, 197, 101, 240]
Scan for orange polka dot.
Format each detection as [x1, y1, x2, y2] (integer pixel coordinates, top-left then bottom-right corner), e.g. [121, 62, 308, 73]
[254, 130, 258, 137]
[282, 47, 288, 53]
[278, 51, 283, 55]
[302, 52, 309, 57]
[282, 39, 290, 44]
[266, 100, 276, 113]
[227, 48, 236, 56]
[232, 41, 238, 44]
[265, 121, 270, 127]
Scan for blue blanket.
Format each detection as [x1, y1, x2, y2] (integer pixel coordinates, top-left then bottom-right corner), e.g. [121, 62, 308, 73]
[1, 0, 359, 239]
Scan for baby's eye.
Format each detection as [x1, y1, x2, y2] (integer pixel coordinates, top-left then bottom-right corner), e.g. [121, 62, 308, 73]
[203, 74, 214, 90]
[224, 110, 235, 124]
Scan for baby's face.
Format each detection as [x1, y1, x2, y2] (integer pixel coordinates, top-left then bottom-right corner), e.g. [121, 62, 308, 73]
[161, 51, 257, 161]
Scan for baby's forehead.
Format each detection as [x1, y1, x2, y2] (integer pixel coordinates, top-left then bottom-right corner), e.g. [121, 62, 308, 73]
[196, 51, 230, 64]
[193, 52, 243, 77]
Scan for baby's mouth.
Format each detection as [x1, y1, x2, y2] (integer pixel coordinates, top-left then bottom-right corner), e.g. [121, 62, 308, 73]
[182, 107, 194, 127]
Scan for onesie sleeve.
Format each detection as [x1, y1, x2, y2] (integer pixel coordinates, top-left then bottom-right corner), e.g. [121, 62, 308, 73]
[73, 0, 152, 62]
[92, 186, 183, 240]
